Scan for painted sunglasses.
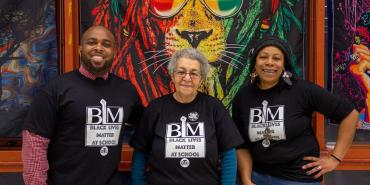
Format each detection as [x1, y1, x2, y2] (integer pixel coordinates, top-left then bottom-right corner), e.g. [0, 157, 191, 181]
[150, 0, 243, 18]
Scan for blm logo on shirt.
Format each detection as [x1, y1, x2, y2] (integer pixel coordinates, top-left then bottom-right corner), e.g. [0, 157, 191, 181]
[249, 100, 286, 142]
[85, 99, 124, 147]
[165, 114, 206, 159]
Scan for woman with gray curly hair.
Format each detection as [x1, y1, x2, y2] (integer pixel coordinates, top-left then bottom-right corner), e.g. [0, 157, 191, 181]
[130, 48, 243, 185]
[167, 48, 210, 80]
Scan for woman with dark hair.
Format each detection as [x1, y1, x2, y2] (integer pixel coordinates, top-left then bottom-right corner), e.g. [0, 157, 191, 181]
[233, 36, 359, 185]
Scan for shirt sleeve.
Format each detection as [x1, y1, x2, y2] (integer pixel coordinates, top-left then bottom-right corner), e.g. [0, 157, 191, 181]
[22, 130, 50, 185]
[23, 86, 58, 138]
[304, 82, 355, 123]
[129, 101, 159, 153]
[220, 148, 237, 185]
[214, 98, 244, 152]
[127, 83, 144, 126]
[131, 150, 148, 185]
[232, 90, 252, 149]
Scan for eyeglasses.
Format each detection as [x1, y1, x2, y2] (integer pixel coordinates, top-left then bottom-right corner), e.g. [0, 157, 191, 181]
[174, 70, 201, 79]
[150, 0, 243, 18]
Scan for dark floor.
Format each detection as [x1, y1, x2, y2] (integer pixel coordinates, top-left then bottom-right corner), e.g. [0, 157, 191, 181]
[1, 171, 369, 185]
[0, 173, 24, 185]
[325, 171, 370, 185]
[0, 172, 131, 185]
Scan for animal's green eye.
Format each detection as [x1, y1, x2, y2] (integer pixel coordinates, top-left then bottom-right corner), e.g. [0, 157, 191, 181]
[202, 0, 243, 18]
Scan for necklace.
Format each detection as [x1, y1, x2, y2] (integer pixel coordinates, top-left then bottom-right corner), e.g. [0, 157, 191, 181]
[262, 127, 272, 147]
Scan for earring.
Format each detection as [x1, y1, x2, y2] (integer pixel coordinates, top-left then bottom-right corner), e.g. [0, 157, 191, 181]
[282, 70, 292, 86]
[250, 71, 258, 84]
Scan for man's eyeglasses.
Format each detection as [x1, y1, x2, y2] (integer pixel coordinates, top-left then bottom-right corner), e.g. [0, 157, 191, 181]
[150, 0, 243, 18]
[174, 70, 201, 79]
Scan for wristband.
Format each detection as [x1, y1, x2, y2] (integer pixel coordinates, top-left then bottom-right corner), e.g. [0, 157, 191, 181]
[330, 154, 342, 163]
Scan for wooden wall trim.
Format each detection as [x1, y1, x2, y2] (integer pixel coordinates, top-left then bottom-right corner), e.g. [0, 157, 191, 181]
[2, 145, 370, 172]
[0, 145, 134, 172]
[0, 148, 22, 172]
[59, 0, 79, 73]
[309, 0, 326, 149]
[322, 147, 370, 170]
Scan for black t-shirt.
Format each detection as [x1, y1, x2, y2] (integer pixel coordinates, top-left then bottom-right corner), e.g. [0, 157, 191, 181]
[23, 70, 143, 185]
[232, 80, 355, 182]
[130, 92, 243, 185]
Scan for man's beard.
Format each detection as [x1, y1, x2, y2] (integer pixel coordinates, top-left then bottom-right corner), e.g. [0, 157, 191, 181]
[80, 57, 113, 74]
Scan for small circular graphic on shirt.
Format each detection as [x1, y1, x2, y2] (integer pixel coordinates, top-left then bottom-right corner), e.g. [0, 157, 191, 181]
[180, 158, 190, 168]
[100, 146, 109, 156]
[188, 112, 199, 121]
[262, 139, 270, 148]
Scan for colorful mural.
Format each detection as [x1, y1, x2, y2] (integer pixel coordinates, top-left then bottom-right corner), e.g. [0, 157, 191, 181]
[330, 0, 370, 130]
[0, 0, 58, 137]
[80, 0, 306, 109]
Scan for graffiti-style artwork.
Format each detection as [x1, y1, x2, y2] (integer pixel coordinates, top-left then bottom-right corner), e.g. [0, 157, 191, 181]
[0, 0, 58, 137]
[331, 0, 370, 130]
[80, 0, 306, 108]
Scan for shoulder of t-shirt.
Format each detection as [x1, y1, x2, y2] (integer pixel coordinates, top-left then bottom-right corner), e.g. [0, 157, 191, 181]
[198, 92, 226, 110]
[292, 79, 324, 93]
[199, 92, 217, 103]
[147, 93, 171, 107]
[109, 74, 137, 89]
[38, 70, 79, 95]
[233, 83, 253, 103]
[109, 73, 132, 84]
[144, 94, 171, 114]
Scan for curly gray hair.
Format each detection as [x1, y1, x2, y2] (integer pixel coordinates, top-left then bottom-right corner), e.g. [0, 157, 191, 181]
[167, 48, 210, 79]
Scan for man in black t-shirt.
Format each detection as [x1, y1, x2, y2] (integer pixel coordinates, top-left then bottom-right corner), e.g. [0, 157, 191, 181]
[22, 25, 143, 185]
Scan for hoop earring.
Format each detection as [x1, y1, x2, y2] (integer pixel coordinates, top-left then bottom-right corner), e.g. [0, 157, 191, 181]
[282, 70, 292, 86]
[250, 71, 258, 84]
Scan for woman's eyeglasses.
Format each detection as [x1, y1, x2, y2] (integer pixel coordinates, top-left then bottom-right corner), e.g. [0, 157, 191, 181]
[150, 0, 243, 18]
[174, 70, 201, 79]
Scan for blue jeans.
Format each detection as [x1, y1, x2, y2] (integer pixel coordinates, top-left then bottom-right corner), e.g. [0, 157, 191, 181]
[251, 171, 322, 185]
